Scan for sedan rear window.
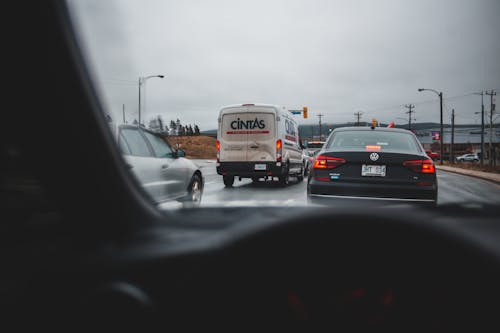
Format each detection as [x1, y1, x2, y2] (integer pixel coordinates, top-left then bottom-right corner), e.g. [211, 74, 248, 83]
[326, 131, 421, 153]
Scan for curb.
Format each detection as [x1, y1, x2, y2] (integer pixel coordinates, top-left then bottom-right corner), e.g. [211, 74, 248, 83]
[436, 165, 500, 185]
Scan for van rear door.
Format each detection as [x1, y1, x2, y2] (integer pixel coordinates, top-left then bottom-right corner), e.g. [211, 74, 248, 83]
[220, 109, 276, 162]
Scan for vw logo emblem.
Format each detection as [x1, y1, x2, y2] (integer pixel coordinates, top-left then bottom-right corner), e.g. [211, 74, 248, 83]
[370, 153, 379, 161]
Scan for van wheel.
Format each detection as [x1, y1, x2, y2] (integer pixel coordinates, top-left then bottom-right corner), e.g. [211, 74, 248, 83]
[223, 175, 235, 187]
[279, 163, 289, 186]
[297, 170, 304, 182]
[252, 177, 260, 183]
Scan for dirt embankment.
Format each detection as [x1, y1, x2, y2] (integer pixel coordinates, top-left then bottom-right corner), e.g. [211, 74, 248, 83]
[442, 161, 500, 174]
[165, 135, 217, 159]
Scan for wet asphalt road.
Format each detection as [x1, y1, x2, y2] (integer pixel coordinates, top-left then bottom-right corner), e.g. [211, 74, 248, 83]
[191, 159, 500, 208]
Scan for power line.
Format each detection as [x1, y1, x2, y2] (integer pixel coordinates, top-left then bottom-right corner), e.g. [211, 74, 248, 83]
[103, 78, 137, 83]
[101, 80, 137, 87]
[101, 78, 138, 87]
[363, 92, 477, 114]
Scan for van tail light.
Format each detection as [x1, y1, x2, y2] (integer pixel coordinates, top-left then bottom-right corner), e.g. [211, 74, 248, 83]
[313, 155, 346, 169]
[403, 159, 435, 174]
[216, 140, 220, 162]
[276, 139, 283, 162]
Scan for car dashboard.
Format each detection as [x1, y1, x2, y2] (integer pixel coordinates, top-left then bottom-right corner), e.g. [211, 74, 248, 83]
[5, 203, 500, 332]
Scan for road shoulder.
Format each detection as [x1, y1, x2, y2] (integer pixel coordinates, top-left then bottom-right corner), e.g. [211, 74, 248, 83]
[436, 165, 500, 185]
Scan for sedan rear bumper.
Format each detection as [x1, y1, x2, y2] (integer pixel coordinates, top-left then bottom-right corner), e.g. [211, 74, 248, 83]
[308, 179, 437, 201]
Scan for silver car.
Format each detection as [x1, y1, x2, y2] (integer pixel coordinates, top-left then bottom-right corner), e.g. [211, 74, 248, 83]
[456, 154, 479, 162]
[116, 124, 204, 206]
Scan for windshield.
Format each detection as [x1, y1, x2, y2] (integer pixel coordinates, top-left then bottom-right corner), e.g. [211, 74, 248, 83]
[65, 0, 500, 210]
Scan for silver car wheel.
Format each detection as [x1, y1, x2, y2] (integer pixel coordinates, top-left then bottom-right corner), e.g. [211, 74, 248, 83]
[191, 177, 202, 203]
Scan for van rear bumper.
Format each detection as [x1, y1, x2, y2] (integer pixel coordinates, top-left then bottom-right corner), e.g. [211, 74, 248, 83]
[217, 162, 285, 178]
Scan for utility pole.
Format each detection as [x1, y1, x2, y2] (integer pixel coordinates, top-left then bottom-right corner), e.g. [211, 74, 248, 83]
[354, 111, 363, 126]
[486, 90, 496, 166]
[317, 114, 324, 140]
[404, 104, 415, 130]
[138, 77, 142, 126]
[474, 92, 485, 166]
[122, 104, 126, 123]
[451, 109, 455, 163]
[418, 88, 444, 165]
[439, 92, 443, 165]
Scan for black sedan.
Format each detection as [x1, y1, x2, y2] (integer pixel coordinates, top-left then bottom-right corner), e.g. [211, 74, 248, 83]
[307, 127, 437, 206]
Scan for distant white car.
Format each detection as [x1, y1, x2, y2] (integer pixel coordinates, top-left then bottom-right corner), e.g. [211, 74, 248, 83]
[456, 154, 479, 162]
[304, 141, 325, 155]
[303, 149, 320, 176]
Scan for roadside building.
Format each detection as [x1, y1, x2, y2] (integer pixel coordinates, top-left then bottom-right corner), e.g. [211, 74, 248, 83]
[416, 127, 500, 162]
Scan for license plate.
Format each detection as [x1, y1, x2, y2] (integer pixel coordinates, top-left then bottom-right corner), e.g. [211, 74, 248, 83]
[254, 164, 267, 170]
[361, 164, 386, 176]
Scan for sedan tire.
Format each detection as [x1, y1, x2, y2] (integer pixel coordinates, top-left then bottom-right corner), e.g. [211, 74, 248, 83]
[182, 174, 203, 207]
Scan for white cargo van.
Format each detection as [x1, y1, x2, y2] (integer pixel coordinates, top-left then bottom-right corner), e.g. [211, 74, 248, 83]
[216, 104, 304, 187]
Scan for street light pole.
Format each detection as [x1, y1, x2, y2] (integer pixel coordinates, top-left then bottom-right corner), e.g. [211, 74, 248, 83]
[138, 75, 164, 126]
[418, 88, 444, 165]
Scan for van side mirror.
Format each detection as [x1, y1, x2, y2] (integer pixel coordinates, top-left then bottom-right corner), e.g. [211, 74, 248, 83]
[175, 149, 186, 158]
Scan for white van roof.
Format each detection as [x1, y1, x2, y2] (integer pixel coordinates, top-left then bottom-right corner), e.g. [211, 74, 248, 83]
[219, 103, 285, 111]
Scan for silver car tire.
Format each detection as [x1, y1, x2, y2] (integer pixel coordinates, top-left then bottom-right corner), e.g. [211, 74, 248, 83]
[183, 174, 203, 207]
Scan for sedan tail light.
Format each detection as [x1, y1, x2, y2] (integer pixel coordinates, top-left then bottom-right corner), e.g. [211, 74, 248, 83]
[313, 155, 346, 169]
[403, 159, 435, 174]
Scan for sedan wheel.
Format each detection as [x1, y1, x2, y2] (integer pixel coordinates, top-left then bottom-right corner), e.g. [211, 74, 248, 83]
[183, 174, 202, 207]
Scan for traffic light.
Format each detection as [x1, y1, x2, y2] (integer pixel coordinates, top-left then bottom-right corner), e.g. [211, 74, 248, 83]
[303, 106, 308, 119]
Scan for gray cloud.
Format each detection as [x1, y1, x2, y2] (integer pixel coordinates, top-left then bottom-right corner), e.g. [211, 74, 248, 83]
[67, 0, 500, 130]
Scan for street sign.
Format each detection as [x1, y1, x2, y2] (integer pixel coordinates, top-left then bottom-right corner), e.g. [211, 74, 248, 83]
[288, 106, 308, 118]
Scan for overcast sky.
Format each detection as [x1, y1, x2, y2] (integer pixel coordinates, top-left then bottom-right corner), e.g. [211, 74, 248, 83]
[68, 0, 500, 131]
